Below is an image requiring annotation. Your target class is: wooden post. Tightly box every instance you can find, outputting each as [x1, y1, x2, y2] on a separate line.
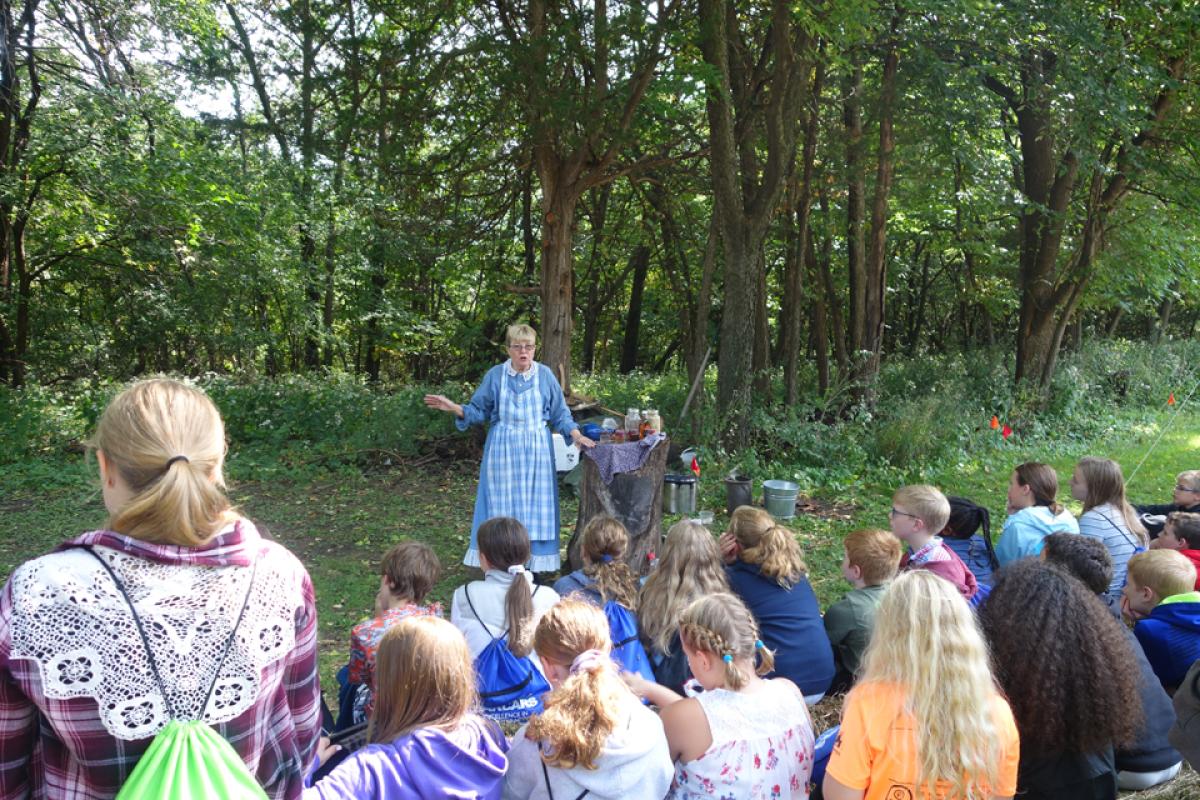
[568, 439, 670, 576]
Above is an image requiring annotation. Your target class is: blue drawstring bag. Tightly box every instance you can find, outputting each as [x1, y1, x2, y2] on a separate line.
[465, 585, 550, 724]
[809, 725, 839, 793]
[604, 600, 655, 683]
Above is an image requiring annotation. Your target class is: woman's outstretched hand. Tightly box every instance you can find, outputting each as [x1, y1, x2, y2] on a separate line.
[424, 394, 462, 417]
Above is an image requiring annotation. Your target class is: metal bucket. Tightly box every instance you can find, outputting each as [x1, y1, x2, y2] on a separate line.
[724, 474, 752, 515]
[763, 479, 799, 519]
[663, 474, 698, 514]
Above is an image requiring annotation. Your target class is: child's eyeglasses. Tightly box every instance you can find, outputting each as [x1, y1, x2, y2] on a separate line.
[1177, 484, 1200, 493]
[889, 507, 920, 520]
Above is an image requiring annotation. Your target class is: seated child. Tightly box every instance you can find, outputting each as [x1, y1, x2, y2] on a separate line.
[1125, 549, 1200, 692]
[553, 514, 639, 608]
[1043, 533, 1183, 791]
[940, 496, 998, 587]
[891, 484, 977, 600]
[502, 599, 673, 800]
[346, 541, 443, 719]
[719, 505, 835, 702]
[452, 517, 560, 670]
[996, 461, 1079, 565]
[823, 528, 901, 693]
[1149, 512, 1200, 587]
[1137, 470, 1200, 538]
[1071, 456, 1149, 603]
[824, 571, 1019, 800]
[306, 617, 509, 799]
[625, 592, 816, 800]
[638, 520, 730, 694]
[979, 560, 1143, 799]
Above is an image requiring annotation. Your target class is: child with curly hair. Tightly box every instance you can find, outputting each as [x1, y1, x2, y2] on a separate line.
[553, 515, 639, 609]
[980, 559, 1144, 799]
[627, 592, 815, 799]
[502, 599, 673, 800]
[823, 571, 1019, 800]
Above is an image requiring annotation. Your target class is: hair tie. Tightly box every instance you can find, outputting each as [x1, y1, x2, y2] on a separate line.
[506, 564, 526, 576]
[165, 455, 189, 468]
[600, 554, 614, 563]
[722, 653, 733, 664]
[570, 649, 607, 674]
[754, 640, 764, 649]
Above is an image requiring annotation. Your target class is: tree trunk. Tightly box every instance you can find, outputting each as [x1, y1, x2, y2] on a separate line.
[858, 20, 900, 395]
[843, 63, 866, 356]
[537, 178, 579, 394]
[783, 62, 824, 405]
[619, 244, 650, 373]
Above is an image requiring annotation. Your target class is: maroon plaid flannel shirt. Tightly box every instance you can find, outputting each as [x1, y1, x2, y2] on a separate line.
[0, 521, 321, 799]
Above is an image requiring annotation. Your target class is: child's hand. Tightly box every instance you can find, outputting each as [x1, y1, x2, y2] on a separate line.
[314, 736, 341, 769]
[1120, 593, 1144, 623]
[718, 531, 740, 564]
[621, 671, 653, 699]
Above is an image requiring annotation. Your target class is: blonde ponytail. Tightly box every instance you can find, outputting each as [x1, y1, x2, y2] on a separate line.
[92, 379, 235, 546]
[580, 514, 639, 609]
[729, 506, 806, 586]
[529, 600, 624, 769]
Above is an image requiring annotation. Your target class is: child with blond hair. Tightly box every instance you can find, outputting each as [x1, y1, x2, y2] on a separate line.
[719, 505, 834, 701]
[626, 592, 815, 799]
[1124, 549, 1200, 691]
[824, 528, 901, 692]
[502, 600, 673, 800]
[823, 571, 1020, 800]
[889, 485, 977, 599]
[638, 520, 730, 693]
[1137, 469, 1200, 537]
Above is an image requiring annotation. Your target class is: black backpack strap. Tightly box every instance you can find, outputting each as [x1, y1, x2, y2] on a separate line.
[539, 746, 589, 800]
[84, 546, 258, 722]
[464, 583, 500, 641]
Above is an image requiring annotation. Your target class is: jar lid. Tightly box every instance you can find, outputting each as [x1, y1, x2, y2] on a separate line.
[664, 473, 697, 485]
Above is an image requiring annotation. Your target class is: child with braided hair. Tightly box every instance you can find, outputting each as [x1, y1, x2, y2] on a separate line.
[502, 599, 673, 800]
[625, 592, 815, 799]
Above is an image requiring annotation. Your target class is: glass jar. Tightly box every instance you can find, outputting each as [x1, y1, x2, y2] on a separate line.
[625, 408, 641, 441]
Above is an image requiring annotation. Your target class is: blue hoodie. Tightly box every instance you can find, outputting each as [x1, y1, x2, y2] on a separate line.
[996, 505, 1079, 565]
[1135, 592, 1200, 690]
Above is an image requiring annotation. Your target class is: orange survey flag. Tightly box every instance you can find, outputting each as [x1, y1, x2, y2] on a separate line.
[1169, 393, 1176, 406]
[990, 415, 1000, 429]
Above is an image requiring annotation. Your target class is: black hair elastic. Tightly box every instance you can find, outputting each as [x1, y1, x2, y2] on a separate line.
[165, 455, 190, 468]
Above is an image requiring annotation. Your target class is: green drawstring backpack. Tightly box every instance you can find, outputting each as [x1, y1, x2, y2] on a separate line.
[87, 548, 269, 800]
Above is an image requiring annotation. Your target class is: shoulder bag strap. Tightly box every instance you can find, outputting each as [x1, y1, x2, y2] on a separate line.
[539, 743, 589, 800]
[85, 546, 258, 722]
[463, 583, 501, 641]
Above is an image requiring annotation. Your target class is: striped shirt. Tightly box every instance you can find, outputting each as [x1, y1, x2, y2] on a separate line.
[0, 520, 321, 799]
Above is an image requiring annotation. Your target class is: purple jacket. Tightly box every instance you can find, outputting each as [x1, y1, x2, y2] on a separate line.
[305, 715, 508, 799]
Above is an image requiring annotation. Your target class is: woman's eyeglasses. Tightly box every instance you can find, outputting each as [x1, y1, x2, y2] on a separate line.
[508, 344, 535, 352]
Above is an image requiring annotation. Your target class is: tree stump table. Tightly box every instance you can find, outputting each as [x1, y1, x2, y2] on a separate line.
[567, 438, 669, 576]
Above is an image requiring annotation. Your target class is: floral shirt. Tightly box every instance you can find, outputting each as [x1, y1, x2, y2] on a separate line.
[348, 603, 443, 691]
[670, 680, 814, 799]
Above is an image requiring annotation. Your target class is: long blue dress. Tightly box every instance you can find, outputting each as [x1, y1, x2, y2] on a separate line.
[457, 360, 578, 572]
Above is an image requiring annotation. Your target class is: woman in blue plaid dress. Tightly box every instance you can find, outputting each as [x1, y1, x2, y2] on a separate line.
[425, 324, 595, 573]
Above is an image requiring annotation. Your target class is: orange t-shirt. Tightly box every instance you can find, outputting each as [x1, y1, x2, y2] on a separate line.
[825, 681, 1020, 800]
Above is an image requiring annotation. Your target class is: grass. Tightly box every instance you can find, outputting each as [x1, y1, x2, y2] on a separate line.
[1, 402, 1196, 795]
